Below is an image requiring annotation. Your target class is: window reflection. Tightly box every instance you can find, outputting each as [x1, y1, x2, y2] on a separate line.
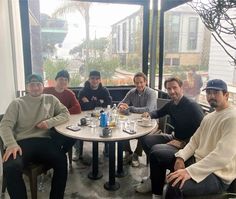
[28, 0, 143, 87]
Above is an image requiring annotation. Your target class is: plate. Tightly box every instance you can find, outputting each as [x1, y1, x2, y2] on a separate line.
[137, 122, 153, 127]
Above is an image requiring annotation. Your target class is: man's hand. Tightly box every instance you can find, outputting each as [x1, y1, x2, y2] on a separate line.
[142, 112, 150, 118]
[81, 97, 89, 103]
[36, 121, 48, 129]
[174, 157, 185, 171]
[167, 139, 185, 149]
[166, 169, 191, 189]
[118, 103, 129, 112]
[91, 96, 97, 101]
[3, 146, 22, 162]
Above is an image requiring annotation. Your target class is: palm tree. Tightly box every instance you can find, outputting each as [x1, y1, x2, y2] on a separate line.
[52, 1, 92, 61]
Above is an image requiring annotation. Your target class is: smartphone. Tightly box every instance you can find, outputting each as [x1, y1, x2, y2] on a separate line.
[123, 129, 136, 134]
[66, 125, 81, 132]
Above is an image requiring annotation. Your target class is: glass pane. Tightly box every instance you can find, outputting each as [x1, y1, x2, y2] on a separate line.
[160, 3, 236, 107]
[162, 4, 209, 104]
[28, 0, 143, 87]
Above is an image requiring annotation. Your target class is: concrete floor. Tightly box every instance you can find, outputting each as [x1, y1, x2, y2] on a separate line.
[1, 140, 152, 199]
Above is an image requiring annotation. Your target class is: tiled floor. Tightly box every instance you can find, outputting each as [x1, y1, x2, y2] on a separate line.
[1, 140, 152, 199]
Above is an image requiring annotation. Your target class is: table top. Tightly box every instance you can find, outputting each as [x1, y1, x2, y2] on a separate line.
[55, 111, 157, 142]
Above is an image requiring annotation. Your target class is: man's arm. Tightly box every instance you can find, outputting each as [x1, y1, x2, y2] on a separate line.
[78, 89, 95, 110]
[186, 117, 236, 183]
[118, 90, 132, 107]
[129, 89, 157, 113]
[68, 91, 81, 114]
[44, 97, 70, 128]
[0, 101, 19, 149]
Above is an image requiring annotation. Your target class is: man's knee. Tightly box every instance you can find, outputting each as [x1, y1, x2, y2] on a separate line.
[3, 156, 24, 173]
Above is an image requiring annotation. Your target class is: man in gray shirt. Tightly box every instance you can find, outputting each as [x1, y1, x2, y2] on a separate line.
[118, 72, 157, 167]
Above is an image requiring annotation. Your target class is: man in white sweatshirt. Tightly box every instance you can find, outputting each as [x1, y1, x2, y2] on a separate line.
[0, 74, 71, 199]
[150, 79, 236, 199]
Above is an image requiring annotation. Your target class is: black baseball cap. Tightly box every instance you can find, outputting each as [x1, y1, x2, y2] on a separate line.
[89, 70, 101, 78]
[202, 79, 227, 92]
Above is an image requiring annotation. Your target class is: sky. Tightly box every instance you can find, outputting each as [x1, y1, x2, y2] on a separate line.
[40, 0, 140, 58]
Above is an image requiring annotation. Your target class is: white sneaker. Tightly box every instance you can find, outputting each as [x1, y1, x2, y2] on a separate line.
[135, 177, 151, 193]
[152, 194, 162, 199]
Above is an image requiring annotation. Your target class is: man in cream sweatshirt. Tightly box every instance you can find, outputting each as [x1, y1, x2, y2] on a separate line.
[150, 79, 236, 199]
[0, 74, 71, 199]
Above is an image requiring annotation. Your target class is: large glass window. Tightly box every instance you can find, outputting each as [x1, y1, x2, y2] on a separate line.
[28, 0, 143, 87]
[188, 17, 198, 50]
[162, 4, 210, 104]
[161, 3, 236, 107]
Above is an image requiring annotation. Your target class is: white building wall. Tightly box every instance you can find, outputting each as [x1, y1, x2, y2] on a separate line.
[208, 9, 236, 85]
[0, 0, 24, 114]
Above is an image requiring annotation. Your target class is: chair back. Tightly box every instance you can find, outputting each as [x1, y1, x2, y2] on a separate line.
[156, 98, 173, 134]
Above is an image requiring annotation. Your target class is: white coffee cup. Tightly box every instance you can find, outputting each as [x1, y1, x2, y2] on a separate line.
[142, 118, 151, 126]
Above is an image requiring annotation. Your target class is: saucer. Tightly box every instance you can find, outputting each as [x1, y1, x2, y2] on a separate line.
[137, 121, 153, 127]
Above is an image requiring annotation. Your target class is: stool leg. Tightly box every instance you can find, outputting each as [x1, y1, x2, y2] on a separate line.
[2, 174, 7, 193]
[68, 148, 72, 168]
[29, 173, 38, 199]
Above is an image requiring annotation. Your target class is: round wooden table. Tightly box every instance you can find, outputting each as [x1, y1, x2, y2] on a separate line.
[55, 111, 157, 191]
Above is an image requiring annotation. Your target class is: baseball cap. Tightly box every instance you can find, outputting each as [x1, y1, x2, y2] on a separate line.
[55, 70, 70, 81]
[89, 70, 101, 78]
[202, 79, 227, 92]
[26, 74, 43, 84]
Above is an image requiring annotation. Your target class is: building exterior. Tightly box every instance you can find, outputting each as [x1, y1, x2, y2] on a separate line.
[164, 5, 211, 68]
[111, 9, 143, 68]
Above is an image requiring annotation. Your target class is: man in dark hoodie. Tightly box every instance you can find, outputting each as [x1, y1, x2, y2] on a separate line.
[73, 70, 112, 161]
[79, 70, 112, 110]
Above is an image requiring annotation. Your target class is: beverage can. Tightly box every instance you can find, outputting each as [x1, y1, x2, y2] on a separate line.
[100, 112, 107, 127]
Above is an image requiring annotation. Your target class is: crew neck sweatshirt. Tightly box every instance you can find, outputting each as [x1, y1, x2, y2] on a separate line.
[176, 106, 236, 184]
[44, 87, 81, 114]
[0, 94, 69, 149]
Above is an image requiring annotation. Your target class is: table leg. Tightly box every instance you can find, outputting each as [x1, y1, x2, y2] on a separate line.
[104, 141, 120, 191]
[116, 141, 127, 177]
[88, 141, 103, 180]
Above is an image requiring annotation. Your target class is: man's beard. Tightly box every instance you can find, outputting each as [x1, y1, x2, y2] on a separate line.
[209, 100, 218, 108]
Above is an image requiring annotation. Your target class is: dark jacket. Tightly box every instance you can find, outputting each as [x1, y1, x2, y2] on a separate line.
[78, 81, 112, 111]
[150, 96, 204, 141]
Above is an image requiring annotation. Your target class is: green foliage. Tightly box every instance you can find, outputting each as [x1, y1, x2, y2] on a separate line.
[163, 64, 208, 80]
[69, 37, 108, 56]
[69, 72, 81, 87]
[122, 54, 141, 72]
[86, 57, 120, 78]
[43, 59, 70, 80]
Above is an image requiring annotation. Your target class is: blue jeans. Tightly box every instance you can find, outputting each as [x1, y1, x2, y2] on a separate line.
[165, 173, 229, 199]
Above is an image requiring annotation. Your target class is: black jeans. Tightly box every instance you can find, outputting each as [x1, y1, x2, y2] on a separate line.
[3, 137, 68, 199]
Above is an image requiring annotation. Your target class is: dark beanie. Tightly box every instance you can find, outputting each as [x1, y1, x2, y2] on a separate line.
[55, 70, 70, 81]
[89, 70, 101, 77]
